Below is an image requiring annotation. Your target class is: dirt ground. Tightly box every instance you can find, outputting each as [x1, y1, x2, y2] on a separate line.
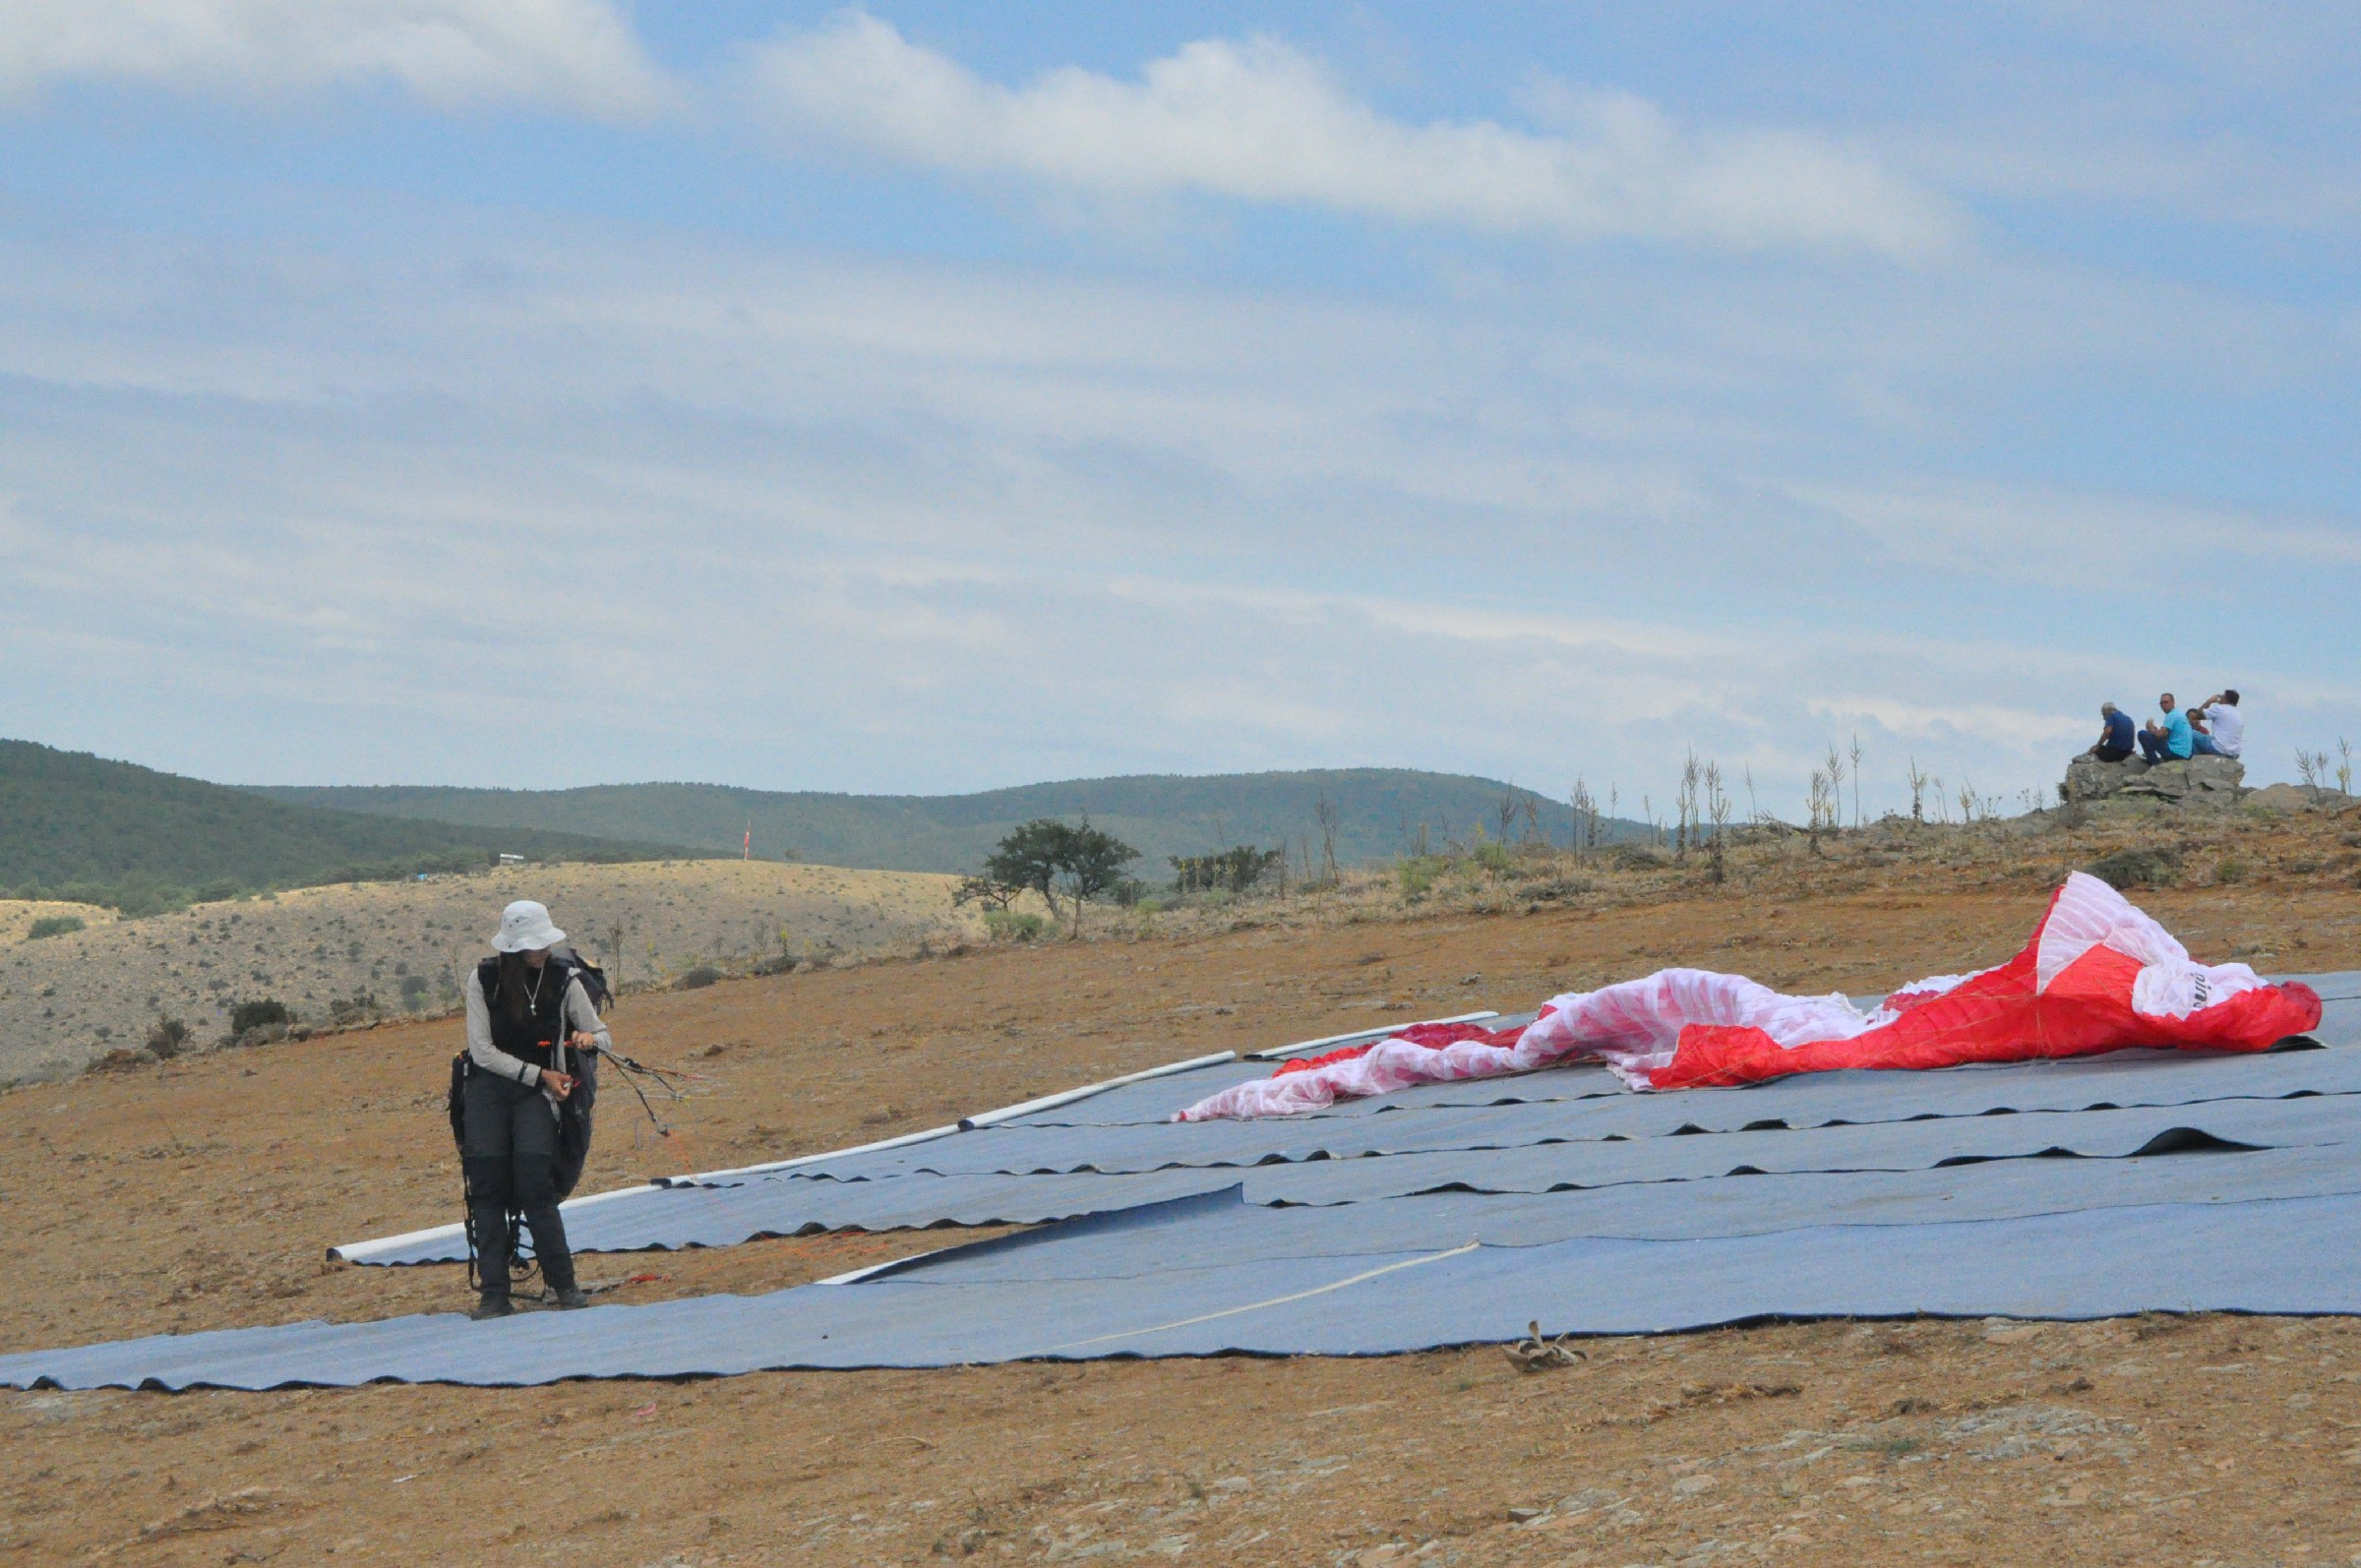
[7, 872, 2361, 1565]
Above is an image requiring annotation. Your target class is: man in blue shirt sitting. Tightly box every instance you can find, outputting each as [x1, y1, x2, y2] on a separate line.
[2139, 693, 2195, 763]
[2088, 702, 2136, 763]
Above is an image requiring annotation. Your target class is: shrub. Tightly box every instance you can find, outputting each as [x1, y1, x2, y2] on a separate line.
[26, 915, 85, 939]
[398, 973, 431, 1009]
[2086, 847, 2180, 890]
[229, 997, 292, 1036]
[1473, 841, 1512, 875]
[676, 965, 723, 990]
[147, 1016, 190, 1058]
[983, 910, 1048, 942]
[329, 993, 381, 1025]
[1396, 856, 1445, 900]
[1170, 846, 1285, 895]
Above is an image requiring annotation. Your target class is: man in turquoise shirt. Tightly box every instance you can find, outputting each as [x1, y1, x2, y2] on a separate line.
[2138, 693, 2194, 762]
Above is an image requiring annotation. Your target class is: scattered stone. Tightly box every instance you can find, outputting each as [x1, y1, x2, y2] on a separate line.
[2084, 847, 2181, 890]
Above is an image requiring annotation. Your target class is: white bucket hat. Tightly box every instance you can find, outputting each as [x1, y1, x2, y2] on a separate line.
[491, 899, 567, 953]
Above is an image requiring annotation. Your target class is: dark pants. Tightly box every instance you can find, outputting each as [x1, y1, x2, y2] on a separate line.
[2090, 744, 2133, 763]
[2138, 731, 2184, 763]
[461, 1068, 576, 1297]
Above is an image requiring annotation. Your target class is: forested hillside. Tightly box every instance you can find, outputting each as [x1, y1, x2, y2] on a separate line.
[1, 741, 691, 911]
[254, 769, 1641, 876]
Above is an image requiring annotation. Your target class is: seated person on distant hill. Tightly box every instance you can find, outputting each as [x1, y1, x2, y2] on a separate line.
[2139, 693, 2195, 763]
[2189, 690, 2244, 758]
[2087, 702, 2136, 763]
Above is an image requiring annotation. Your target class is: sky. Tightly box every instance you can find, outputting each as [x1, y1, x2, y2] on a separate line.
[0, 2, 2355, 819]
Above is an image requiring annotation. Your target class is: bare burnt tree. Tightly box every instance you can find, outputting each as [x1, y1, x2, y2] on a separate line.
[1314, 791, 1341, 884]
[1706, 760, 1731, 884]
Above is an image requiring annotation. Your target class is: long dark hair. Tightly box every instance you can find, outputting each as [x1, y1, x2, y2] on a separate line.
[494, 950, 552, 1025]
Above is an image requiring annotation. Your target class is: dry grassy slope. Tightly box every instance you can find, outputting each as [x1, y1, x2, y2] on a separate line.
[0, 898, 115, 943]
[4, 876, 2361, 1565]
[0, 860, 981, 1085]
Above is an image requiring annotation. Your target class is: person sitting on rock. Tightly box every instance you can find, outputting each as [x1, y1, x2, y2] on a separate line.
[2139, 693, 2195, 763]
[2189, 690, 2243, 758]
[2088, 702, 2137, 763]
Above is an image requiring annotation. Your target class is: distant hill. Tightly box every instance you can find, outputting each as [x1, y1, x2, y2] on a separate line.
[0, 741, 694, 912]
[251, 769, 1645, 877]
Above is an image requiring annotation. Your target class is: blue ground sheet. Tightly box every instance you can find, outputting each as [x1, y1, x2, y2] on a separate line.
[4, 973, 2356, 1389]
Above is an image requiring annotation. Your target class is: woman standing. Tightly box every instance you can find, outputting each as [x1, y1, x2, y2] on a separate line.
[461, 899, 609, 1318]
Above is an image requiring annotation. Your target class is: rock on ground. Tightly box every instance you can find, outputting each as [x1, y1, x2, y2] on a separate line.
[2063, 753, 2243, 805]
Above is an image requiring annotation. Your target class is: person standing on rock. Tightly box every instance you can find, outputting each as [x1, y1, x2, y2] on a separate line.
[2088, 702, 2137, 762]
[2190, 691, 2244, 758]
[460, 899, 608, 1319]
[2139, 694, 2195, 763]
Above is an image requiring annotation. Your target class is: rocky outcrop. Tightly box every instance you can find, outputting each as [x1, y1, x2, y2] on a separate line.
[2063, 753, 2244, 806]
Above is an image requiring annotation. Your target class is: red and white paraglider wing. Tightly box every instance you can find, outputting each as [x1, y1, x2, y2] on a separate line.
[1171, 873, 2323, 1118]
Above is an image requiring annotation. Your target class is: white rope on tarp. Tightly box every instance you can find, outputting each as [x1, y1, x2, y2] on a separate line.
[330, 1013, 1544, 1260]
[328, 1047, 1250, 1258]
[325, 1179, 657, 1264]
[1044, 1238, 1483, 1351]
[666, 1049, 1249, 1185]
[1242, 1009, 1500, 1059]
[652, 1120, 968, 1188]
[957, 1051, 1238, 1129]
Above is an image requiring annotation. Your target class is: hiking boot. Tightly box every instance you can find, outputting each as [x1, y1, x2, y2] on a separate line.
[469, 1294, 515, 1321]
[550, 1286, 590, 1310]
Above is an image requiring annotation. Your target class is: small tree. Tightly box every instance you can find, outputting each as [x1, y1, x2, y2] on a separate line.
[147, 1016, 190, 1058]
[229, 997, 291, 1038]
[1705, 761, 1731, 884]
[1568, 778, 1598, 856]
[1805, 769, 1835, 857]
[952, 872, 1022, 913]
[980, 818, 1139, 936]
[1675, 753, 1701, 859]
[981, 818, 1076, 921]
[1054, 819, 1139, 937]
[2297, 748, 2329, 804]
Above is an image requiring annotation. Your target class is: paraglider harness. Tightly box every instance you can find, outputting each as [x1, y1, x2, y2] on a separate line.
[444, 951, 693, 1294]
[446, 950, 610, 1295]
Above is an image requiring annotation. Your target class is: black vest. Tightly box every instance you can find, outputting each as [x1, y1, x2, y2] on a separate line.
[478, 955, 577, 1073]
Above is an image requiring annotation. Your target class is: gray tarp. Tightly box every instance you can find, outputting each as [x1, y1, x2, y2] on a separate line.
[8, 975, 2358, 1388]
[351, 979, 2360, 1265]
[10, 1183, 2361, 1390]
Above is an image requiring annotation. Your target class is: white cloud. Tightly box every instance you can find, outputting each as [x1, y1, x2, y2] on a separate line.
[1, 198, 2354, 806]
[744, 14, 1962, 260]
[0, 0, 668, 116]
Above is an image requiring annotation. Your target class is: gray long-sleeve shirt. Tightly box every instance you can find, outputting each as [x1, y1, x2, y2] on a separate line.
[463, 963, 611, 1086]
